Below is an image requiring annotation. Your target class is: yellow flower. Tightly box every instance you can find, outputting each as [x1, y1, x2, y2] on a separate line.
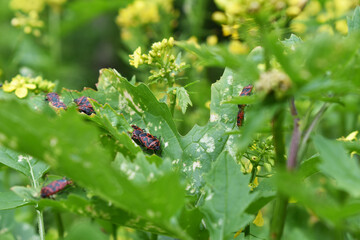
[335, 19, 348, 35]
[253, 210, 264, 227]
[229, 40, 249, 55]
[129, 47, 142, 68]
[337, 131, 358, 141]
[206, 35, 218, 46]
[3, 75, 36, 98]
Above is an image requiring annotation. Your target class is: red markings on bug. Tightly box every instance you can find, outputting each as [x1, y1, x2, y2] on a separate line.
[74, 96, 97, 115]
[130, 125, 161, 152]
[45, 92, 67, 109]
[237, 85, 253, 127]
[40, 178, 73, 198]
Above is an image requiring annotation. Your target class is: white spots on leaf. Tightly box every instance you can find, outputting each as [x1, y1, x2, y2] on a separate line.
[164, 142, 168, 148]
[192, 160, 202, 171]
[18, 155, 32, 162]
[147, 172, 155, 181]
[172, 159, 179, 165]
[210, 113, 219, 122]
[200, 134, 215, 153]
[124, 91, 143, 113]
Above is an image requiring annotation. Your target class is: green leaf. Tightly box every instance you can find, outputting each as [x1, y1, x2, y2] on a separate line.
[347, 6, 360, 34]
[11, 186, 38, 202]
[176, 87, 192, 114]
[221, 95, 260, 105]
[281, 34, 302, 50]
[0, 146, 49, 181]
[200, 151, 256, 240]
[0, 192, 30, 210]
[313, 135, 360, 197]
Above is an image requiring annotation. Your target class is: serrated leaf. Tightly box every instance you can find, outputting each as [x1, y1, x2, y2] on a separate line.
[176, 87, 192, 114]
[281, 34, 302, 50]
[200, 151, 256, 240]
[0, 146, 49, 181]
[0, 192, 30, 210]
[313, 135, 360, 197]
[98, 69, 183, 160]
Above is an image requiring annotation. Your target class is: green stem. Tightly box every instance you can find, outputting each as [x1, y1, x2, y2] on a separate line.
[270, 109, 288, 240]
[36, 208, 46, 240]
[26, 156, 45, 240]
[167, 77, 176, 117]
[49, 8, 61, 63]
[55, 211, 64, 239]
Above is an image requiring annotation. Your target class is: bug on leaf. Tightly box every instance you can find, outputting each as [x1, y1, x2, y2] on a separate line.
[138, 132, 161, 151]
[40, 178, 73, 198]
[45, 92, 67, 109]
[131, 125, 144, 142]
[238, 84, 253, 109]
[237, 109, 244, 127]
[74, 96, 97, 115]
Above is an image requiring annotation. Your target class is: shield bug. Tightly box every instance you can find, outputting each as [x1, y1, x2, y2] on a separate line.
[131, 125, 144, 142]
[74, 96, 97, 115]
[237, 109, 244, 127]
[138, 132, 161, 151]
[238, 84, 253, 109]
[40, 178, 73, 198]
[45, 92, 67, 109]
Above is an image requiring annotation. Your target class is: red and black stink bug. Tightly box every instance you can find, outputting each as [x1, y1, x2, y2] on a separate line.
[74, 96, 97, 115]
[138, 132, 161, 151]
[237, 109, 244, 127]
[238, 84, 253, 109]
[45, 92, 60, 102]
[131, 125, 144, 142]
[50, 101, 67, 109]
[40, 178, 73, 198]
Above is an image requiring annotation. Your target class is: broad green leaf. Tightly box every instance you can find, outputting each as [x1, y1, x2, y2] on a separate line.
[200, 151, 256, 240]
[0, 146, 49, 181]
[347, 6, 360, 34]
[176, 87, 192, 114]
[298, 154, 320, 179]
[98, 69, 183, 160]
[222, 95, 260, 105]
[0, 192, 30, 210]
[313, 135, 360, 197]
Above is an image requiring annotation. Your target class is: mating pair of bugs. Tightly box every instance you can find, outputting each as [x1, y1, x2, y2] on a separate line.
[237, 84, 253, 127]
[45, 92, 96, 115]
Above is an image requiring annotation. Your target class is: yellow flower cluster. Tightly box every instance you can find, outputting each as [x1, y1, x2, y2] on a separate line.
[116, 0, 174, 28]
[129, 37, 186, 83]
[9, 0, 67, 36]
[291, 0, 358, 35]
[2, 74, 55, 98]
[213, 0, 308, 38]
[11, 11, 44, 36]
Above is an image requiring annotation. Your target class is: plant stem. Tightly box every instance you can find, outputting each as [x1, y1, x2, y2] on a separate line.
[270, 108, 288, 240]
[49, 8, 61, 63]
[26, 156, 45, 240]
[298, 103, 328, 161]
[55, 211, 64, 239]
[36, 208, 46, 240]
[287, 98, 300, 170]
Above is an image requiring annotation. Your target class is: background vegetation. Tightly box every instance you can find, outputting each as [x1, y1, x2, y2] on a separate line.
[0, 0, 360, 239]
